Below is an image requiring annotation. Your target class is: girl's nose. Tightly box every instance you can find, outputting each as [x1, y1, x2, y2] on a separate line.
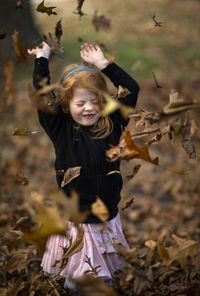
[84, 102, 93, 111]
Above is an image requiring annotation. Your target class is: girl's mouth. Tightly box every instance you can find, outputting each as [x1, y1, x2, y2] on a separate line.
[83, 114, 96, 119]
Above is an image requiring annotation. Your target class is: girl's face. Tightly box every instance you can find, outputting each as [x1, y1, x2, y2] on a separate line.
[69, 88, 100, 126]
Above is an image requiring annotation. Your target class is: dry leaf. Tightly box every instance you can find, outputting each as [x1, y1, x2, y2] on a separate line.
[11, 29, 29, 63]
[91, 197, 109, 222]
[4, 61, 14, 105]
[21, 192, 67, 253]
[12, 127, 37, 136]
[43, 32, 64, 53]
[55, 18, 62, 42]
[181, 117, 196, 159]
[84, 255, 102, 276]
[6, 253, 28, 274]
[15, 171, 29, 185]
[61, 166, 81, 187]
[101, 91, 134, 118]
[74, 0, 86, 16]
[126, 164, 141, 181]
[162, 235, 199, 269]
[36, 0, 57, 16]
[92, 10, 111, 32]
[117, 85, 131, 98]
[106, 170, 120, 176]
[53, 226, 84, 272]
[121, 197, 134, 211]
[106, 130, 159, 166]
[163, 90, 199, 114]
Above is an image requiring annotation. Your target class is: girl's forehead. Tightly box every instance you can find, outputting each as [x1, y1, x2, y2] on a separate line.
[72, 88, 97, 100]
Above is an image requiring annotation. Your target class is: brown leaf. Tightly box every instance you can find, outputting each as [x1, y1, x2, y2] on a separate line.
[74, 0, 86, 17]
[43, 32, 64, 53]
[36, 0, 57, 16]
[121, 197, 134, 211]
[163, 235, 199, 269]
[54, 226, 84, 272]
[92, 10, 111, 32]
[61, 166, 81, 187]
[75, 275, 120, 296]
[163, 89, 199, 114]
[12, 127, 38, 136]
[126, 164, 141, 181]
[84, 255, 102, 276]
[16, 171, 29, 185]
[106, 130, 159, 166]
[181, 117, 196, 159]
[6, 253, 28, 273]
[58, 190, 89, 224]
[4, 61, 14, 105]
[56, 169, 65, 175]
[11, 29, 29, 63]
[21, 192, 67, 253]
[106, 170, 120, 176]
[117, 85, 131, 98]
[146, 133, 162, 146]
[91, 197, 109, 222]
[55, 18, 62, 42]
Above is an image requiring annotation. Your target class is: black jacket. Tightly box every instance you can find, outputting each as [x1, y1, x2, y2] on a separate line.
[33, 57, 140, 223]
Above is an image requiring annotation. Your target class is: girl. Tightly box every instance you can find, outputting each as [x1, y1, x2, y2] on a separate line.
[28, 42, 139, 290]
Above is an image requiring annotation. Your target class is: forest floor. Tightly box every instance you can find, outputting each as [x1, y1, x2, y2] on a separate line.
[0, 0, 200, 295]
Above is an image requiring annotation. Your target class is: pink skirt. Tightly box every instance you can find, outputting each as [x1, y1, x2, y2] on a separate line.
[41, 213, 129, 279]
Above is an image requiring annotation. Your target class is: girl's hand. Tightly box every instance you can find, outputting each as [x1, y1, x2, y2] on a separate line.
[80, 43, 109, 70]
[27, 41, 51, 59]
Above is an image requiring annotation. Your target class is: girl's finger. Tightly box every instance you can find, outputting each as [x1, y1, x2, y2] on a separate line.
[89, 44, 95, 51]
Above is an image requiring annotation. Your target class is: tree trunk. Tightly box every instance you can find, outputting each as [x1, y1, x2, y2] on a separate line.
[0, 0, 41, 63]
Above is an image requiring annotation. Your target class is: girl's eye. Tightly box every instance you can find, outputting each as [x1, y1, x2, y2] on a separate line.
[92, 100, 98, 105]
[76, 103, 84, 107]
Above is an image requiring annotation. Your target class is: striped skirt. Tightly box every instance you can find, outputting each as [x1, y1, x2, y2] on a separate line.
[41, 213, 129, 280]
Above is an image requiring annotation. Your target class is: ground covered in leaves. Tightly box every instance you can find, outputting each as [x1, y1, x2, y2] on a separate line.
[1, 0, 200, 295]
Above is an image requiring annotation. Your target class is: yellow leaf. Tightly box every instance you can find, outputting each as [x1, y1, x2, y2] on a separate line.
[106, 170, 120, 176]
[91, 197, 109, 222]
[21, 192, 66, 253]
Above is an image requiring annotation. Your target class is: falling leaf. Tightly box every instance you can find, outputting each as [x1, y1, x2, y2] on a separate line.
[92, 10, 111, 32]
[101, 91, 134, 118]
[15, 171, 29, 185]
[152, 71, 162, 88]
[58, 190, 89, 224]
[106, 130, 159, 166]
[117, 85, 131, 98]
[126, 164, 141, 181]
[16, 0, 26, 9]
[36, 0, 57, 16]
[150, 14, 164, 28]
[146, 133, 162, 146]
[53, 226, 84, 272]
[55, 18, 62, 42]
[56, 169, 65, 175]
[11, 29, 29, 63]
[21, 192, 67, 253]
[43, 32, 64, 53]
[121, 197, 134, 211]
[12, 127, 37, 136]
[61, 166, 81, 187]
[163, 90, 199, 114]
[74, 0, 86, 17]
[4, 61, 14, 105]
[106, 170, 120, 176]
[181, 116, 196, 159]
[91, 197, 109, 222]
[162, 235, 199, 269]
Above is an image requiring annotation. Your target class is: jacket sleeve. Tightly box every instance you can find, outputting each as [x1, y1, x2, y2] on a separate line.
[101, 62, 140, 128]
[33, 57, 66, 144]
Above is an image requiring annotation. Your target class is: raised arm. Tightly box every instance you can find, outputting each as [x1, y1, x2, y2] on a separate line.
[28, 42, 65, 143]
[80, 43, 140, 108]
